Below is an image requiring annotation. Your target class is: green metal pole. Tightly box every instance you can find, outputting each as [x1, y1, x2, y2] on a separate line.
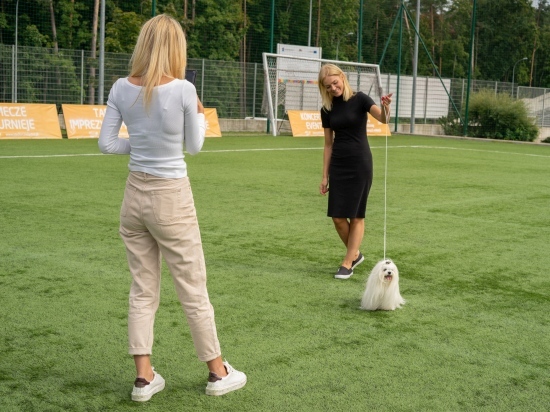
[357, 0, 363, 62]
[394, 4, 403, 133]
[463, 0, 477, 136]
[270, 0, 275, 53]
[152, 0, 156, 17]
[378, 8, 401, 67]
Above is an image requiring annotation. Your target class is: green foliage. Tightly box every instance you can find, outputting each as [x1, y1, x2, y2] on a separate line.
[467, 89, 539, 141]
[439, 90, 539, 141]
[105, 9, 145, 53]
[57, 0, 90, 49]
[188, 0, 244, 60]
[438, 114, 463, 136]
[319, 0, 358, 61]
[0, 12, 8, 30]
[5, 0, 550, 89]
[199, 60, 243, 117]
[477, 0, 537, 83]
[44, 51, 83, 104]
[20, 25, 49, 47]
[13, 46, 82, 104]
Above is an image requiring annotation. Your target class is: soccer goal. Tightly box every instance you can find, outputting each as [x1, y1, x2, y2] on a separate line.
[262, 52, 384, 136]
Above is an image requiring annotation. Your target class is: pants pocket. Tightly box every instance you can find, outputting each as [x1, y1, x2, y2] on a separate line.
[120, 185, 137, 218]
[151, 187, 195, 224]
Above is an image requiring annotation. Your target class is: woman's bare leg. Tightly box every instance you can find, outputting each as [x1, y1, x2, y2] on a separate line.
[134, 355, 154, 381]
[332, 217, 362, 268]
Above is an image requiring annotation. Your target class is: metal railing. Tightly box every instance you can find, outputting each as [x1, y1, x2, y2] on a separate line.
[2, 44, 549, 128]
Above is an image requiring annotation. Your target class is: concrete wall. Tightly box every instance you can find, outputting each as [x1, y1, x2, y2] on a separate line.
[219, 118, 446, 137]
[59, 115, 549, 143]
[219, 118, 549, 143]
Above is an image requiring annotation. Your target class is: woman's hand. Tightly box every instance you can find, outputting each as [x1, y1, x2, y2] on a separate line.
[381, 93, 393, 109]
[197, 97, 204, 114]
[320, 178, 329, 195]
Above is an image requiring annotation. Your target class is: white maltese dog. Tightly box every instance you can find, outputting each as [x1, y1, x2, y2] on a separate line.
[360, 259, 405, 311]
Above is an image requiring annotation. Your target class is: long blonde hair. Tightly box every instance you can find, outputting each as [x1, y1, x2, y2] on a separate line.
[129, 14, 187, 108]
[318, 64, 354, 111]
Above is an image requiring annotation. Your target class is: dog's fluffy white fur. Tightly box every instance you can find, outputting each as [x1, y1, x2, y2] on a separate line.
[360, 259, 405, 311]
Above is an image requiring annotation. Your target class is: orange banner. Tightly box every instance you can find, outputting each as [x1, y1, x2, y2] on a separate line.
[367, 113, 392, 136]
[287, 110, 324, 136]
[0, 104, 61, 139]
[62, 104, 129, 139]
[204, 108, 222, 137]
[287, 110, 391, 137]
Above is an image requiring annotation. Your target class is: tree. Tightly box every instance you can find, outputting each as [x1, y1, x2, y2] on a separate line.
[187, 0, 244, 60]
[476, 0, 537, 82]
[531, 0, 550, 87]
[318, 0, 358, 61]
[105, 8, 144, 53]
[57, 0, 89, 50]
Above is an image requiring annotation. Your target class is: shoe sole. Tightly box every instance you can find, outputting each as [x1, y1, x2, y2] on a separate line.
[131, 381, 165, 402]
[351, 254, 365, 270]
[205, 377, 247, 396]
[334, 273, 353, 279]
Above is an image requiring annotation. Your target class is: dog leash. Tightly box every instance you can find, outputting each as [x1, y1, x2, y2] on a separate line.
[383, 99, 391, 261]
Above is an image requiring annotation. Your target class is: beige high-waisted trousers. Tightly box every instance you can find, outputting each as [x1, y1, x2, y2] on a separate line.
[119, 171, 221, 361]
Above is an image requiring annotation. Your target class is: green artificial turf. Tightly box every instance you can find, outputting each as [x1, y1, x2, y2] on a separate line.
[1, 135, 549, 411]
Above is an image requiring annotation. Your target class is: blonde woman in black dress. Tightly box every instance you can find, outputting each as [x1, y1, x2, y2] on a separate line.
[318, 64, 392, 279]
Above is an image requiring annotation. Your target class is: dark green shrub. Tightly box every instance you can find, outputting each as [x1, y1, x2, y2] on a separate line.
[438, 114, 463, 136]
[469, 90, 538, 141]
[439, 90, 539, 141]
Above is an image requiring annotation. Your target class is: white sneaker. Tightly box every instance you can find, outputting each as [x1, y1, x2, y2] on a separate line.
[205, 361, 247, 396]
[131, 368, 165, 402]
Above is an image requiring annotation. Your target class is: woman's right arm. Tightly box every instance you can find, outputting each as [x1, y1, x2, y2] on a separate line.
[320, 127, 333, 195]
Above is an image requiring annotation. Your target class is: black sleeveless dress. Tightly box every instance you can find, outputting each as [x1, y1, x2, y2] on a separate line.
[320, 92, 375, 218]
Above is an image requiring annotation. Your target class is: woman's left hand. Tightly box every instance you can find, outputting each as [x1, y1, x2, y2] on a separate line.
[381, 93, 393, 108]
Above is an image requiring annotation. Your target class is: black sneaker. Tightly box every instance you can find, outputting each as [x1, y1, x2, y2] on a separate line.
[351, 252, 364, 270]
[334, 266, 353, 279]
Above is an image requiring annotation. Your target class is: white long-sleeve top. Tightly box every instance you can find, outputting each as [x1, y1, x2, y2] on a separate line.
[98, 78, 206, 178]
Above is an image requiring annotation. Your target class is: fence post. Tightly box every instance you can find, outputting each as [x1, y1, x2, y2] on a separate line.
[98, 0, 105, 104]
[11, 45, 15, 102]
[201, 59, 205, 102]
[542, 89, 547, 127]
[252, 63, 257, 118]
[461, 79, 465, 109]
[81, 50, 84, 104]
[423, 76, 428, 122]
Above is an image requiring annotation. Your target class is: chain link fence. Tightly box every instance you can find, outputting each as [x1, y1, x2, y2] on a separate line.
[2, 43, 549, 129]
[0, 44, 266, 120]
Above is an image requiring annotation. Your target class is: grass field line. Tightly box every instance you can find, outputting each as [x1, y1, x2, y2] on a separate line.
[0, 153, 104, 159]
[1, 144, 549, 159]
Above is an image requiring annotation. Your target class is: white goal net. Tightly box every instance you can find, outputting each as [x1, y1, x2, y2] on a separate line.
[262, 52, 384, 136]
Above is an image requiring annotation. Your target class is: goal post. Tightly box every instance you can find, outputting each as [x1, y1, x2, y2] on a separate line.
[262, 53, 384, 136]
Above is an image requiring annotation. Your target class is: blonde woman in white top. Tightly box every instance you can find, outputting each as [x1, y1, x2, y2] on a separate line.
[99, 14, 246, 401]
